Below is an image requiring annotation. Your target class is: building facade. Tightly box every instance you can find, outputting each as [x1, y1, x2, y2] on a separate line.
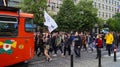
[93, 0, 120, 20]
[47, 0, 62, 15]
[6, 0, 120, 20]
[47, 0, 80, 15]
[7, 0, 22, 7]
[47, 0, 120, 20]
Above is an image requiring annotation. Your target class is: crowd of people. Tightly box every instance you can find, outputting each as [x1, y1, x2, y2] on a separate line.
[34, 31, 120, 62]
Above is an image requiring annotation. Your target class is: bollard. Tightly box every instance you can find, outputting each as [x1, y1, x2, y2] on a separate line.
[114, 47, 117, 62]
[71, 54, 73, 67]
[71, 45, 74, 67]
[98, 48, 101, 67]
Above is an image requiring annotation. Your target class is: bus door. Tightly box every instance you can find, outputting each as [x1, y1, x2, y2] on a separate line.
[16, 16, 35, 62]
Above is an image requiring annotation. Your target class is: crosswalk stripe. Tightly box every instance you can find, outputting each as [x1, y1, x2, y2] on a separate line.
[103, 52, 120, 58]
[117, 57, 120, 60]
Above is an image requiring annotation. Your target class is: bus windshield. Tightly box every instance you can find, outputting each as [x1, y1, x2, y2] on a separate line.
[0, 16, 18, 37]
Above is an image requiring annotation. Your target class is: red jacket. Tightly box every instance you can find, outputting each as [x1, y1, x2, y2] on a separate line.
[96, 38, 102, 48]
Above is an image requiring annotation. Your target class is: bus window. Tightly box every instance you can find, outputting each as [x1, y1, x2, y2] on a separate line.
[0, 16, 18, 37]
[25, 18, 34, 32]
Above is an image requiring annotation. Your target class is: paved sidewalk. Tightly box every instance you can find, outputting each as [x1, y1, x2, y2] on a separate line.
[28, 49, 120, 67]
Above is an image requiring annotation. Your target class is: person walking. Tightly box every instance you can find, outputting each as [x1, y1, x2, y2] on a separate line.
[87, 34, 93, 52]
[95, 34, 103, 59]
[44, 33, 52, 62]
[104, 31, 114, 56]
[73, 32, 82, 57]
[55, 33, 64, 56]
[37, 35, 44, 56]
[64, 33, 72, 56]
[34, 32, 40, 55]
[51, 33, 57, 56]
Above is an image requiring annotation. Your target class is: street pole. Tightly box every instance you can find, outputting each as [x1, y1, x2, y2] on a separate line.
[71, 44, 74, 67]
[71, 54, 73, 67]
[98, 48, 101, 67]
[114, 46, 117, 62]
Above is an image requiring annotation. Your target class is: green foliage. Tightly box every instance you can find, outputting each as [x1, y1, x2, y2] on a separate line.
[97, 18, 104, 28]
[106, 18, 116, 31]
[75, 0, 98, 31]
[106, 13, 120, 32]
[21, 0, 47, 26]
[56, 0, 76, 31]
[113, 13, 120, 31]
[20, 0, 98, 32]
[56, 0, 98, 32]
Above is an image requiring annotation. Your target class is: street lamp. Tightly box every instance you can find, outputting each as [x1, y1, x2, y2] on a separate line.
[94, 23, 99, 34]
[103, 21, 109, 33]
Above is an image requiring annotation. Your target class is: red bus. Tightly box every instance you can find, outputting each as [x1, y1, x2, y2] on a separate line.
[0, 6, 35, 66]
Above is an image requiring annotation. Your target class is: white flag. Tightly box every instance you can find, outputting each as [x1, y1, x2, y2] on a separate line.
[44, 11, 58, 32]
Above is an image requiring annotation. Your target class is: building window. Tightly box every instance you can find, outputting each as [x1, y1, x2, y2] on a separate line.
[115, 1, 116, 6]
[106, 5, 108, 10]
[106, 0, 108, 3]
[102, 4, 104, 9]
[109, 0, 111, 4]
[112, 14, 114, 17]
[112, 0, 114, 5]
[117, 2, 119, 6]
[51, 2, 55, 11]
[112, 7, 114, 11]
[74, 0, 77, 3]
[109, 6, 111, 11]
[106, 13, 108, 18]
[98, 3, 101, 9]
[109, 13, 110, 18]
[94, 2, 97, 8]
[102, 12, 104, 17]
[98, 11, 101, 17]
[115, 8, 117, 12]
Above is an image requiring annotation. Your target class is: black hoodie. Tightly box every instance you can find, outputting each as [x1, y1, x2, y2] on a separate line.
[74, 36, 82, 47]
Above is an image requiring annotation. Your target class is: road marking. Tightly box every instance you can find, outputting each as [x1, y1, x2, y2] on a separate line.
[103, 52, 120, 57]
[117, 57, 120, 60]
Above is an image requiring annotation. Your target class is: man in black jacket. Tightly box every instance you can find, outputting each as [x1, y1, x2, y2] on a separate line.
[73, 32, 82, 57]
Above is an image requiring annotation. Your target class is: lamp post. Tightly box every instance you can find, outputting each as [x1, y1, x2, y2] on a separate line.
[94, 23, 102, 67]
[94, 23, 99, 34]
[103, 22, 109, 34]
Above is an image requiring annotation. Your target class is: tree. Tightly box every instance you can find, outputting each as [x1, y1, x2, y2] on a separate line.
[97, 18, 104, 28]
[113, 13, 120, 31]
[106, 13, 120, 32]
[56, 0, 76, 31]
[21, 0, 47, 26]
[75, 0, 98, 31]
[106, 18, 116, 31]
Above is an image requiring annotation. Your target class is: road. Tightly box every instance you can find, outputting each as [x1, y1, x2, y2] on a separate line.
[28, 47, 120, 67]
